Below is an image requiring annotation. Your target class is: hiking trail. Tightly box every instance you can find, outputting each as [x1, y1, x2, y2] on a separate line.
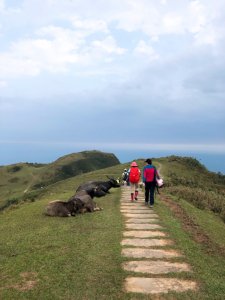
[120, 186, 197, 296]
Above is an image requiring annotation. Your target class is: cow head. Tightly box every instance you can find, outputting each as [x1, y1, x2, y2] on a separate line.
[107, 176, 121, 188]
[68, 198, 84, 214]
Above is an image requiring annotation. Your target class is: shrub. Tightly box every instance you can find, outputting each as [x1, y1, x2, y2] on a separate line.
[166, 186, 225, 222]
[7, 165, 22, 173]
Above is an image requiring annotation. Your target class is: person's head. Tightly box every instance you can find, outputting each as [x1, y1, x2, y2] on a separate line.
[124, 168, 127, 171]
[131, 161, 138, 167]
[145, 158, 152, 165]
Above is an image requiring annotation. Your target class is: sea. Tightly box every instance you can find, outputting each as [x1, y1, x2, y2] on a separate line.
[0, 145, 224, 175]
[114, 150, 225, 175]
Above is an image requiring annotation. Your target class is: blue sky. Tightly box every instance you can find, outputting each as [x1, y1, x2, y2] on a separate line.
[0, 0, 225, 169]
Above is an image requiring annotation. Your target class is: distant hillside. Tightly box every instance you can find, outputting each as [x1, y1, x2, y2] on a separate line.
[0, 150, 120, 210]
[156, 155, 225, 222]
[1, 153, 225, 222]
[31, 150, 120, 189]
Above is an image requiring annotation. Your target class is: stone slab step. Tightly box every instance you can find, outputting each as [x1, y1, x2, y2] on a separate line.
[121, 195, 142, 197]
[124, 277, 197, 294]
[123, 213, 159, 218]
[120, 206, 149, 210]
[123, 260, 192, 274]
[120, 199, 144, 206]
[120, 203, 144, 206]
[125, 218, 159, 224]
[121, 197, 145, 199]
[123, 231, 166, 238]
[121, 210, 158, 214]
[122, 248, 182, 259]
[126, 224, 162, 230]
[121, 238, 173, 247]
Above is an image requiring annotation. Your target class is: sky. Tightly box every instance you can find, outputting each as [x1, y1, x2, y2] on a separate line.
[0, 0, 225, 172]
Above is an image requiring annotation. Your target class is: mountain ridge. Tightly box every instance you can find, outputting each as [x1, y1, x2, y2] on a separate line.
[0, 150, 120, 210]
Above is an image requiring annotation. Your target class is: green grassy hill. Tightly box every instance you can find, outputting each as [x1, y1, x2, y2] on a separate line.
[0, 150, 120, 211]
[0, 155, 225, 299]
[156, 155, 225, 222]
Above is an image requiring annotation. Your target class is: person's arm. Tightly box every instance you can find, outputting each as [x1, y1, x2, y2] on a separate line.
[142, 167, 146, 182]
[155, 169, 160, 179]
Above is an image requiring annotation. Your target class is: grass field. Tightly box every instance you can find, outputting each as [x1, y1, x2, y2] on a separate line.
[0, 150, 120, 210]
[155, 196, 225, 300]
[1, 156, 225, 299]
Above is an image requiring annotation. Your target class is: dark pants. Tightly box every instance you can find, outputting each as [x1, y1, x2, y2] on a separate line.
[145, 182, 156, 205]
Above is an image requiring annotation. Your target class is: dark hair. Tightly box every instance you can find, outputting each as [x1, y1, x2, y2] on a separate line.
[145, 158, 152, 164]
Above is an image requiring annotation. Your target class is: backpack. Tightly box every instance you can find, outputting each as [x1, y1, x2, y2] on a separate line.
[122, 172, 128, 181]
[129, 167, 140, 183]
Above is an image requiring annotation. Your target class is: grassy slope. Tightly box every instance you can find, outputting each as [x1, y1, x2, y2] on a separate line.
[155, 198, 225, 300]
[0, 164, 126, 300]
[155, 157, 225, 299]
[0, 157, 225, 299]
[158, 156, 225, 221]
[0, 150, 120, 210]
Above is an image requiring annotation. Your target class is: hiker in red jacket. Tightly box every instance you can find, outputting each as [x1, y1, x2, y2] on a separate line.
[142, 158, 160, 207]
[129, 161, 141, 201]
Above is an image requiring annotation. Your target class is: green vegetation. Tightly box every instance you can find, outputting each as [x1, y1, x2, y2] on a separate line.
[0, 181, 125, 299]
[0, 153, 224, 299]
[158, 155, 225, 222]
[155, 198, 225, 300]
[0, 150, 120, 211]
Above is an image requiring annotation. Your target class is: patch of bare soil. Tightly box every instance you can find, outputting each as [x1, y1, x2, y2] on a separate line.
[159, 194, 225, 257]
[6, 272, 39, 291]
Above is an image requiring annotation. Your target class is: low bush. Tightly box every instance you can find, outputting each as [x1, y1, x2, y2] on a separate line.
[167, 185, 225, 222]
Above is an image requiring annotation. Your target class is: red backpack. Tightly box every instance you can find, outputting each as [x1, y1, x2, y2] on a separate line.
[129, 167, 140, 183]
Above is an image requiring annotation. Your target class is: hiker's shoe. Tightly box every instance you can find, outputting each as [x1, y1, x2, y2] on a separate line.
[149, 204, 154, 208]
[135, 197, 138, 201]
[135, 190, 138, 199]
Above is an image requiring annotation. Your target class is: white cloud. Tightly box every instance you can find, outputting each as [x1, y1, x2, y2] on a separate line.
[0, 0, 225, 104]
[112, 0, 225, 48]
[0, 0, 4, 11]
[134, 40, 159, 61]
[71, 17, 109, 34]
[0, 24, 127, 79]
[91, 36, 126, 55]
[0, 80, 7, 87]
[162, 13, 183, 34]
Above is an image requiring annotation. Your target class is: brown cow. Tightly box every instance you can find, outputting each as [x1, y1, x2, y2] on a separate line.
[44, 198, 84, 217]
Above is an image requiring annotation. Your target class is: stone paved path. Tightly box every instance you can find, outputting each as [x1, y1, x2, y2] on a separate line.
[121, 187, 197, 296]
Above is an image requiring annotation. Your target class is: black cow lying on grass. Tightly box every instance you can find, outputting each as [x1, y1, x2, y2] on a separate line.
[68, 186, 107, 213]
[44, 186, 106, 217]
[76, 177, 120, 194]
[44, 177, 121, 217]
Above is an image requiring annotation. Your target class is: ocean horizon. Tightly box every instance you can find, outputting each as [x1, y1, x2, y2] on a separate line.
[0, 145, 224, 175]
[115, 150, 225, 175]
